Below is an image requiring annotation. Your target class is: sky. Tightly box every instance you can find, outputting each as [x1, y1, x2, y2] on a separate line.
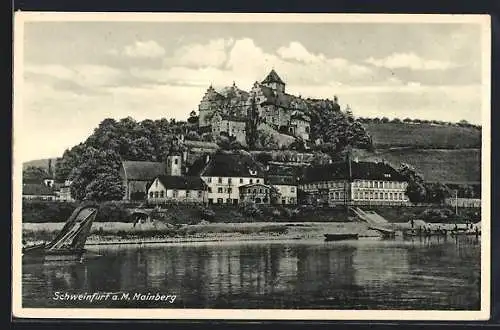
[18, 17, 487, 161]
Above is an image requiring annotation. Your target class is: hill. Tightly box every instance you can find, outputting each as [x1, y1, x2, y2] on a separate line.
[363, 122, 481, 149]
[353, 148, 481, 184]
[22, 158, 58, 171]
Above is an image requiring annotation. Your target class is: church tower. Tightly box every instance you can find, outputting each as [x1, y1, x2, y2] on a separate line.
[261, 69, 286, 94]
[166, 153, 183, 176]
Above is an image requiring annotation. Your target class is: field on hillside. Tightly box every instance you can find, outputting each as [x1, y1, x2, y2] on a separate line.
[356, 148, 481, 183]
[22, 158, 58, 170]
[364, 123, 481, 149]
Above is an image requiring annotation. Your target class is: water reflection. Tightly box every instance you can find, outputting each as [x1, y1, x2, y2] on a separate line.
[22, 237, 480, 310]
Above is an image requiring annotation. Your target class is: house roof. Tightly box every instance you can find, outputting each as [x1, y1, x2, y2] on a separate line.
[153, 175, 207, 190]
[121, 161, 166, 181]
[188, 152, 265, 178]
[302, 160, 407, 183]
[23, 183, 56, 196]
[262, 69, 285, 85]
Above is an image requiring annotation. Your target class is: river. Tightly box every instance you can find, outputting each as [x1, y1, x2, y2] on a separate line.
[22, 236, 480, 310]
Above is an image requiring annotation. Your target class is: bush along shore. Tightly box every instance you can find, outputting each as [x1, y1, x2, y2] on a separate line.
[21, 201, 481, 245]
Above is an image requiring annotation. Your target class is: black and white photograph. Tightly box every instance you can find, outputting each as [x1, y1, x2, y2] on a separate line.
[12, 12, 491, 320]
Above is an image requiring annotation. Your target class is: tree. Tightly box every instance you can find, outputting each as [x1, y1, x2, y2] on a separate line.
[397, 163, 427, 204]
[403, 118, 412, 123]
[23, 166, 49, 183]
[246, 93, 259, 149]
[84, 171, 125, 201]
[380, 117, 390, 123]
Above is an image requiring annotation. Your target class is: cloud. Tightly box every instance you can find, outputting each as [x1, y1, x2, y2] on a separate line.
[122, 40, 166, 58]
[167, 38, 233, 68]
[25, 64, 128, 89]
[277, 41, 326, 64]
[365, 52, 458, 70]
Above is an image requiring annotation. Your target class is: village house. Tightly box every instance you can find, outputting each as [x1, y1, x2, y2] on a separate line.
[120, 161, 167, 201]
[267, 176, 298, 205]
[55, 180, 75, 202]
[187, 152, 266, 205]
[299, 159, 409, 206]
[145, 152, 207, 204]
[239, 183, 278, 204]
[146, 175, 207, 204]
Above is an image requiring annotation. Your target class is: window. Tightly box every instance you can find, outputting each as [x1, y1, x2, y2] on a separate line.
[154, 191, 159, 198]
[218, 177, 223, 184]
[228, 188, 232, 194]
[240, 178, 243, 184]
[226, 198, 232, 204]
[369, 192, 373, 200]
[290, 187, 295, 193]
[160, 191, 165, 198]
[174, 158, 179, 165]
[228, 178, 232, 184]
[208, 187, 212, 193]
[207, 177, 212, 183]
[259, 188, 263, 193]
[149, 192, 154, 198]
[334, 192, 339, 200]
[250, 179, 253, 184]
[186, 190, 191, 198]
[384, 193, 388, 200]
[375, 192, 379, 199]
[256, 179, 260, 183]
[354, 192, 359, 199]
[217, 188, 223, 193]
[252, 188, 257, 194]
[173, 190, 178, 198]
[389, 192, 393, 200]
[217, 198, 223, 204]
[198, 191, 203, 198]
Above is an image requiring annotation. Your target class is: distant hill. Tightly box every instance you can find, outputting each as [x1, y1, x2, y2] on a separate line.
[22, 158, 58, 171]
[363, 122, 481, 149]
[353, 148, 481, 184]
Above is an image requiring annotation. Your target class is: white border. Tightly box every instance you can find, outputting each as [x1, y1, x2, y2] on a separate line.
[12, 12, 491, 321]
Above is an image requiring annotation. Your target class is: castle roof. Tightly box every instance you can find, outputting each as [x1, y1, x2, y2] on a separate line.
[262, 69, 285, 85]
[302, 161, 407, 183]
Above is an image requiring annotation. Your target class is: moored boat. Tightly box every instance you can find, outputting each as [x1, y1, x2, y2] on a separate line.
[22, 203, 99, 262]
[324, 233, 359, 241]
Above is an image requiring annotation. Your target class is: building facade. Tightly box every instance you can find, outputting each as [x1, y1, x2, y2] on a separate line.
[188, 152, 266, 205]
[299, 160, 409, 206]
[147, 175, 207, 204]
[267, 175, 298, 205]
[210, 112, 247, 145]
[239, 183, 278, 204]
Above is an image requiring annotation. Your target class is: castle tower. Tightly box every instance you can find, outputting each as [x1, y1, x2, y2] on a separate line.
[261, 69, 286, 94]
[166, 153, 183, 176]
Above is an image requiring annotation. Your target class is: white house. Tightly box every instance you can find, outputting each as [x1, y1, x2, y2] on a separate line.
[147, 175, 207, 204]
[187, 152, 266, 205]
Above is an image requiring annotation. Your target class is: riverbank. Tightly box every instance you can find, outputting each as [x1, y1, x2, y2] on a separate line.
[22, 220, 474, 246]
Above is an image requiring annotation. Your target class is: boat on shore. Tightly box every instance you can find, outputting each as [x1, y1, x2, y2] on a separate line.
[324, 233, 359, 241]
[23, 203, 99, 262]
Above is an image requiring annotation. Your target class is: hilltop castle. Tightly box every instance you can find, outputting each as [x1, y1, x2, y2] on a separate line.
[198, 70, 312, 144]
